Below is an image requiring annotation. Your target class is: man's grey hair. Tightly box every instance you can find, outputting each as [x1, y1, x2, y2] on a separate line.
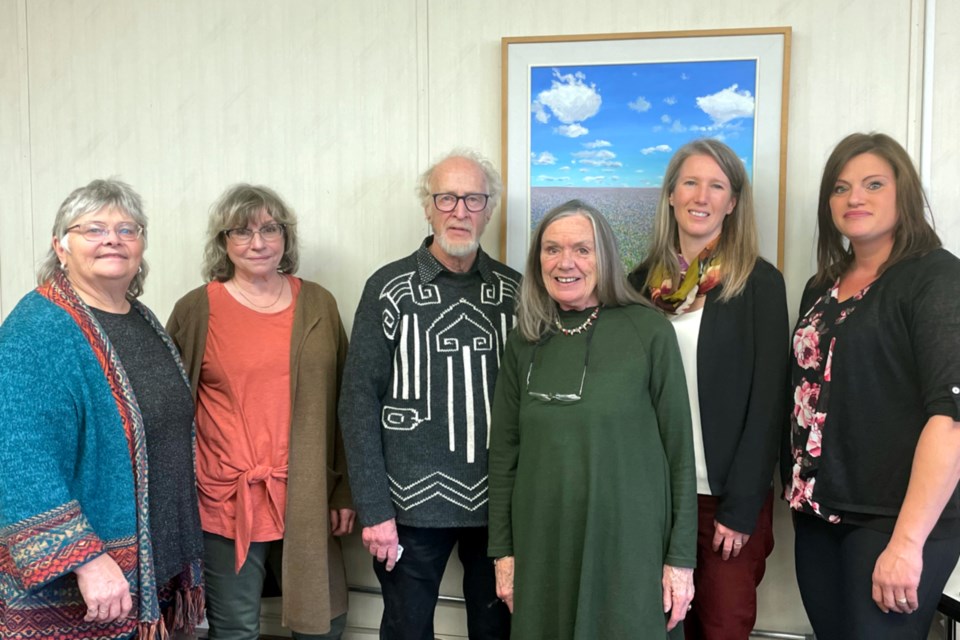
[415, 148, 503, 211]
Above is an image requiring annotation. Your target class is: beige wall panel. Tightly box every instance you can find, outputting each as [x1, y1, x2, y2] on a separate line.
[23, 0, 421, 323]
[0, 0, 32, 316]
[929, 0, 959, 254]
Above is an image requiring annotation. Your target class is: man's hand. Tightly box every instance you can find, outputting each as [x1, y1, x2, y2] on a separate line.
[362, 518, 400, 571]
[75, 553, 133, 623]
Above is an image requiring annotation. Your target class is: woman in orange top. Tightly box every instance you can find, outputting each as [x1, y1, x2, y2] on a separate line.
[167, 184, 354, 639]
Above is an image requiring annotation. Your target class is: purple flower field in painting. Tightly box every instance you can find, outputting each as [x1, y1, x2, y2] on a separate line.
[531, 186, 660, 271]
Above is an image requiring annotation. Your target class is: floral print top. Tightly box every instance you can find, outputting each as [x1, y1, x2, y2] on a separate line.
[784, 279, 872, 523]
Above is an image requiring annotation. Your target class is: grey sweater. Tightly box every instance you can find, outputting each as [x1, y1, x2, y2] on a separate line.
[339, 239, 520, 528]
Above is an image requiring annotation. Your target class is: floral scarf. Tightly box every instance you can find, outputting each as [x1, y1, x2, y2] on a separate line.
[649, 239, 722, 314]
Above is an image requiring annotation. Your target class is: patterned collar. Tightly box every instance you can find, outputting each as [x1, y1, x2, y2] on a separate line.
[415, 236, 497, 284]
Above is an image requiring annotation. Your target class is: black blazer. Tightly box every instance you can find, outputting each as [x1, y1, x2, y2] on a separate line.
[630, 259, 790, 533]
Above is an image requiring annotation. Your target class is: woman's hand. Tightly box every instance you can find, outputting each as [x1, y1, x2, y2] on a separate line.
[330, 508, 356, 536]
[494, 556, 515, 613]
[712, 520, 750, 560]
[74, 553, 133, 623]
[662, 564, 694, 631]
[872, 539, 922, 614]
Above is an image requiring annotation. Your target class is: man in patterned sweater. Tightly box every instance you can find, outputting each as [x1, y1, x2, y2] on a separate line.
[340, 149, 518, 639]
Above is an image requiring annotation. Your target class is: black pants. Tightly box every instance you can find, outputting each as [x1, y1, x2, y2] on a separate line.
[373, 524, 511, 640]
[794, 512, 960, 640]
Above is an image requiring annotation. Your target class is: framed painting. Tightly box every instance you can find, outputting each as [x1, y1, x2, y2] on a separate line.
[500, 27, 791, 272]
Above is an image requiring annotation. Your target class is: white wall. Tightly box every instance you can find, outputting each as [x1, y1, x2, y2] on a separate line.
[1, 0, 957, 636]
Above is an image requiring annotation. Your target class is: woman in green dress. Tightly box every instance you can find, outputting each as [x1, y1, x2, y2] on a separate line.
[488, 199, 697, 639]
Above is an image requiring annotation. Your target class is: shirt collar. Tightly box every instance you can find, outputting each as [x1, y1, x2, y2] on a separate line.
[416, 237, 496, 284]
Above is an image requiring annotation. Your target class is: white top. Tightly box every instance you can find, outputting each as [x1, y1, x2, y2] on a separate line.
[670, 307, 712, 495]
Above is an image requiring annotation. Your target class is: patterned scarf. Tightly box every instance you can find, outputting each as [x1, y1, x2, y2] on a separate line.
[649, 239, 722, 314]
[39, 270, 204, 639]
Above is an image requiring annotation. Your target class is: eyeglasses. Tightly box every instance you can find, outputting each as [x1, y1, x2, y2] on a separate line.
[223, 223, 285, 245]
[432, 193, 489, 213]
[66, 222, 144, 242]
[526, 317, 597, 403]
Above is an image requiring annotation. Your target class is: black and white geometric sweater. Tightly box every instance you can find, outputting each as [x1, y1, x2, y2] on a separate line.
[339, 239, 521, 528]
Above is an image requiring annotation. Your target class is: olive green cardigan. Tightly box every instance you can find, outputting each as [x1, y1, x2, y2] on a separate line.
[166, 279, 353, 634]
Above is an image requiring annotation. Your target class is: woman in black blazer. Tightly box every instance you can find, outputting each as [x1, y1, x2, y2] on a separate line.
[629, 138, 789, 640]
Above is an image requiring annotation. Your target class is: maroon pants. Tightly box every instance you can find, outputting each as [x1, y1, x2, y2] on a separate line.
[684, 492, 775, 640]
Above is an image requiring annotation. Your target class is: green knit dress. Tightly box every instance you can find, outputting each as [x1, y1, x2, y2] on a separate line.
[488, 304, 696, 639]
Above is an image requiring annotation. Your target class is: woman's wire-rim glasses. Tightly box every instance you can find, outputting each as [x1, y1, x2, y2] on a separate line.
[223, 223, 286, 245]
[526, 312, 598, 403]
[65, 222, 144, 242]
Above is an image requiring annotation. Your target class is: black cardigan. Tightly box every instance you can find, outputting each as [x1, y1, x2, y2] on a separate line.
[630, 258, 790, 534]
[786, 248, 960, 522]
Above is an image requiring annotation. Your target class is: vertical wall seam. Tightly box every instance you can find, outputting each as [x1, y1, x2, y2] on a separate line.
[920, 0, 935, 201]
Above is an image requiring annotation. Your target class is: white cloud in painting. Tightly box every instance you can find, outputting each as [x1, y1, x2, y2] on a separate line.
[610, 176, 620, 181]
[628, 96, 652, 112]
[571, 149, 622, 168]
[661, 114, 672, 124]
[635, 169, 644, 173]
[670, 120, 687, 133]
[579, 168, 590, 173]
[583, 139, 612, 149]
[572, 149, 616, 160]
[696, 84, 755, 124]
[583, 176, 606, 183]
[531, 101, 550, 124]
[560, 166, 571, 171]
[531, 151, 557, 165]
[537, 175, 571, 182]
[556, 123, 589, 137]
[681, 73, 690, 80]
[641, 144, 672, 155]
[663, 96, 677, 105]
[536, 69, 602, 124]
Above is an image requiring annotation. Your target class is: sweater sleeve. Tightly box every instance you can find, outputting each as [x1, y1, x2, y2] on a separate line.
[646, 314, 697, 569]
[715, 265, 790, 533]
[337, 276, 399, 527]
[909, 253, 960, 420]
[0, 298, 107, 591]
[487, 332, 524, 558]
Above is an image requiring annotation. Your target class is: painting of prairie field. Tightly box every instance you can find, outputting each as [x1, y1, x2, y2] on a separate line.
[531, 186, 660, 271]
[526, 59, 756, 271]
[502, 30, 789, 272]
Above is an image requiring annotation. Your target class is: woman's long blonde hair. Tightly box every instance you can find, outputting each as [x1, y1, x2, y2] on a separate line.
[632, 138, 759, 300]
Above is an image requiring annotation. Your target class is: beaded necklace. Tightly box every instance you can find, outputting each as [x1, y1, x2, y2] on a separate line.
[554, 305, 601, 336]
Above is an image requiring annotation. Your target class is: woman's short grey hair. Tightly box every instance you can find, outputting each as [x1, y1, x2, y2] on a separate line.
[516, 199, 648, 342]
[202, 184, 300, 282]
[37, 178, 149, 298]
[415, 148, 503, 211]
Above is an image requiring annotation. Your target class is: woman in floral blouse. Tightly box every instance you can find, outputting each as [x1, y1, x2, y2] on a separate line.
[785, 132, 960, 639]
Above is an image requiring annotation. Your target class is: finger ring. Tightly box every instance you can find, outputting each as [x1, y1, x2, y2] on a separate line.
[733, 542, 742, 547]
[896, 598, 908, 604]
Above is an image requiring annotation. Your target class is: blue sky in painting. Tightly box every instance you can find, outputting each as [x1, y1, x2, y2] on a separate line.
[529, 60, 757, 188]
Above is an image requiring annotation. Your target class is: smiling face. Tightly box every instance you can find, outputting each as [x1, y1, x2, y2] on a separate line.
[669, 154, 737, 250]
[425, 157, 492, 261]
[540, 213, 599, 311]
[53, 206, 144, 297]
[829, 152, 898, 253]
[225, 209, 285, 281]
